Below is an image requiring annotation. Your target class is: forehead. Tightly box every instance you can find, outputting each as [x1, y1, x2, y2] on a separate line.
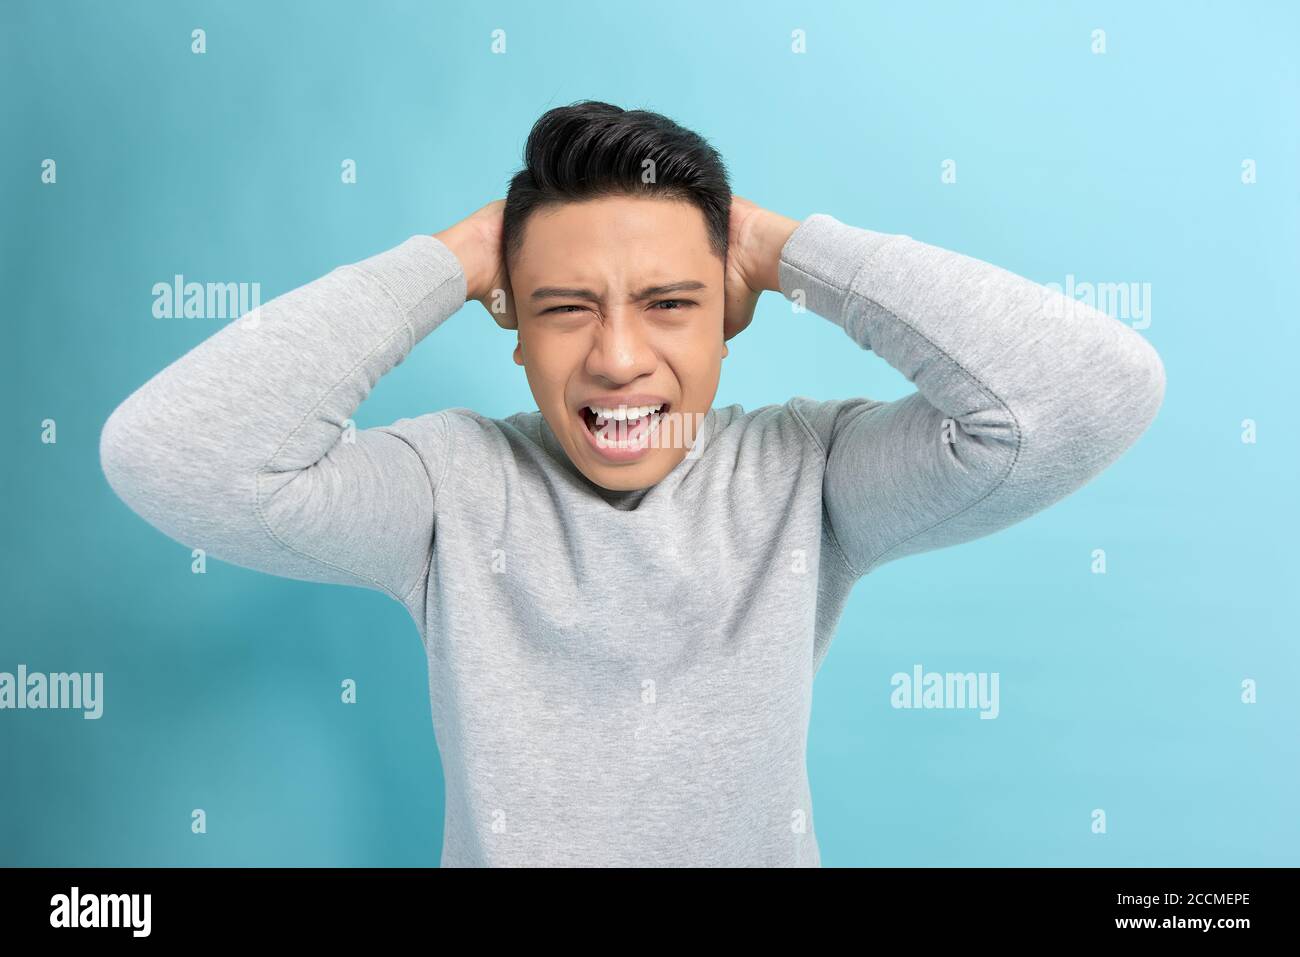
[513, 195, 717, 283]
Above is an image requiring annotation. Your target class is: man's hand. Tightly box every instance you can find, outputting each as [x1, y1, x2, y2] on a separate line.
[723, 195, 801, 340]
[434, 200, 517, 329]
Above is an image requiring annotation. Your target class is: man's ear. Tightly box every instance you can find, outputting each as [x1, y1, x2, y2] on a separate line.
[513, 334, 524, 367]
[721, 341, 729, 360]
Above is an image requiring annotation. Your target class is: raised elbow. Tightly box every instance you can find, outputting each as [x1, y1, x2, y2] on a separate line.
[98, 393, 185, 536]
[1120, 330, 1167, 440]
[99, 398, 142, 508]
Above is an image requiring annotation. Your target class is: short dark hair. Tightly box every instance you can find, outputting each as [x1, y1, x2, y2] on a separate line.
[502, 100, 731, 271]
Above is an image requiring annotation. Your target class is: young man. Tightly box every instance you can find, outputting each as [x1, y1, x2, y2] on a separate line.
[100, 100, 1166, 867]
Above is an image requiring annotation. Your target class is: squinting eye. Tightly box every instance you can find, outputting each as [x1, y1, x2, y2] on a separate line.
[543, 305, 586, 314]
[654, 299, 694, 311]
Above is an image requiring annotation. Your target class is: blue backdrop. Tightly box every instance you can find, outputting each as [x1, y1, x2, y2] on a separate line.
[3, 0, 1296, 866]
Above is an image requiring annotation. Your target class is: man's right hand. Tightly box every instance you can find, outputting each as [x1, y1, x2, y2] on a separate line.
[433, 200, 517, 329]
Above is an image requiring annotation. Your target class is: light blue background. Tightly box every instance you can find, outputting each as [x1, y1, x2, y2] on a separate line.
[2, 0, 1296, 866]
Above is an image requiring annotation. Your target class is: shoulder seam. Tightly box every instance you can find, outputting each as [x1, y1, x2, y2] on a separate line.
[786, 398, 863, 581]
[400, 409, 454, 608]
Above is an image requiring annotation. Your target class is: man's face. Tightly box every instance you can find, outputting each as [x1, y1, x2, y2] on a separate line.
[510, 194, 727, 491]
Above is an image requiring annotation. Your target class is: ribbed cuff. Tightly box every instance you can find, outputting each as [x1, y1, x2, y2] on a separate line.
[350, 234, 469, 338]
[776, 213, 901, 329]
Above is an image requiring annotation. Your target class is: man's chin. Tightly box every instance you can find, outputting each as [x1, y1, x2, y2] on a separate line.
[577, 454, 668, 492]
[574, 445, 686, 492]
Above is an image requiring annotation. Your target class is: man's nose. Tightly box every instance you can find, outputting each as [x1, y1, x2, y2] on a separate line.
[587, 308, 656, 381]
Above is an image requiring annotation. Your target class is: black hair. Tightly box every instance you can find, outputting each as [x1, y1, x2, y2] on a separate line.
[502, 100, 731, 270]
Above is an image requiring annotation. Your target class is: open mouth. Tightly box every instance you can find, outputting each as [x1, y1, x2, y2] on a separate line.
[579, 401, 670, 451]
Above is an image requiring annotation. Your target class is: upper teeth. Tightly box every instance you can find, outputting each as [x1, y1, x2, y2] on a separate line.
[588, 403, 663, 421]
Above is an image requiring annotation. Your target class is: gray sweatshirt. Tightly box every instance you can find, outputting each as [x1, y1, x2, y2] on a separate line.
[99, 213, 1166, 867]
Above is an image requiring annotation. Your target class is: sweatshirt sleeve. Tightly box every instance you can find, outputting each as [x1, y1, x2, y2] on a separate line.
[778, 213, 1166, 578]
[99, 234, 468, 604]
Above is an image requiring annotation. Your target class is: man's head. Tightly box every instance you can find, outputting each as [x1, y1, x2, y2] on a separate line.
[502, 101, 732, 492]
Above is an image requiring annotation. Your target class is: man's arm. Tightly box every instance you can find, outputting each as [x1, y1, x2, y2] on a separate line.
[99, 218, 492, 604]
[758, 211, 1166, 577]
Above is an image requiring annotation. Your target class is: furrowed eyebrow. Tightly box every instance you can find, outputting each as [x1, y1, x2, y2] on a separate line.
[530, 280, 707, 303]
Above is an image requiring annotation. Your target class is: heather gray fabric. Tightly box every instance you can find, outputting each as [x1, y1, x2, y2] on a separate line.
[100, 213, 1166, 867]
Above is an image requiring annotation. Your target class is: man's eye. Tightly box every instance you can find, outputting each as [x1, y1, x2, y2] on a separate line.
[543, 301, 694, 315]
